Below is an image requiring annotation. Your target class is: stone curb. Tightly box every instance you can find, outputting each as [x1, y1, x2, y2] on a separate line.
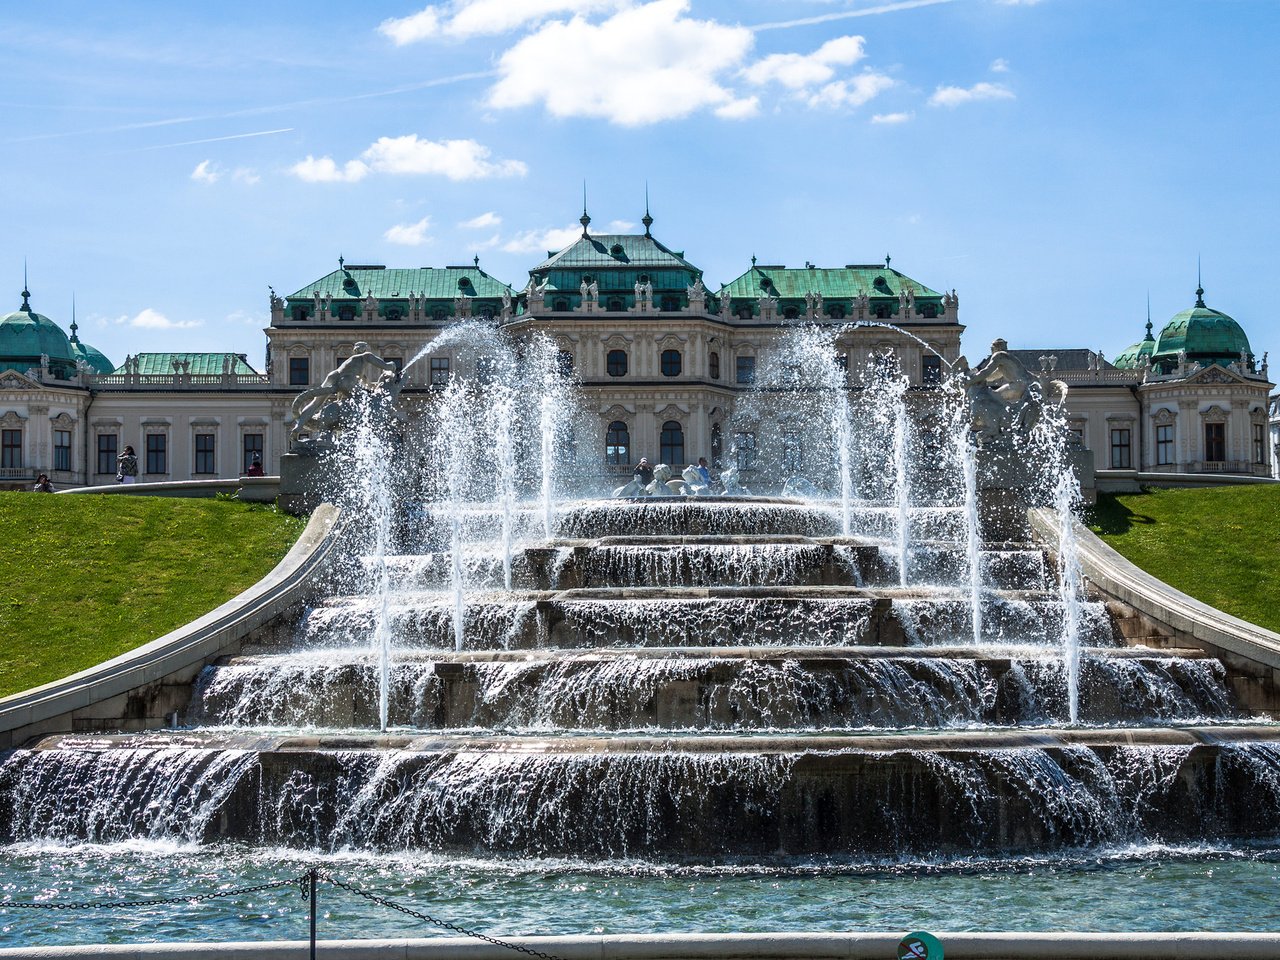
[3, 932, 1280, 959]
[59, 477, 282, 502]
[0, 503, 341, 748]
[1028, 507, 1280, 671]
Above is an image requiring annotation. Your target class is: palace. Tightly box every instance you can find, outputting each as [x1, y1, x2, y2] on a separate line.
[0, 211, 1273, 489]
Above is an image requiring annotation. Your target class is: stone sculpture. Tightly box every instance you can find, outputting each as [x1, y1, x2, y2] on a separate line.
[720, 465, 751, 497]
[288, 342, 404, 450]
[964, 342, 1067, 448]
[681, 463, 712, 496]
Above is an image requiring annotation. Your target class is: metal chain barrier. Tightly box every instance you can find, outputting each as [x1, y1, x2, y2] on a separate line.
[318, 870, 568, 960]
[1, 875, 308, 911]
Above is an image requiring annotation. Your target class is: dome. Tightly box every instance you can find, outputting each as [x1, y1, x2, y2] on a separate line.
[1113, 320, 1157, 370]
[1152, 286, 1252, 368]
[70, 337, 113, 374]
[0, 289, 77, 374]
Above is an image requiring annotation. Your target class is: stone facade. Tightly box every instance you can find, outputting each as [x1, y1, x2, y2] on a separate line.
[0, 227, 1273, 489]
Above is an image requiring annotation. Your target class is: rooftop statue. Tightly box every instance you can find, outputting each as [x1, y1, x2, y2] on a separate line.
[964, 342, 1067, 448]
[288, 342, 404, 452]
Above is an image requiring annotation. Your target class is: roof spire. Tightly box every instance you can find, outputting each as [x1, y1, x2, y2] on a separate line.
[751, 254, 758, 268]
[473, 253, 480, 269]
[580, 181, 591, 237]
[1144, 291, 1153, 339]
[642, 183, 653, 237]
[338, 254, 345, 271]
[885, 253, 892, 268]
[21, 259, 30, 312]
[70, 292, 80, 343]
[1196, 255, 1205, 307]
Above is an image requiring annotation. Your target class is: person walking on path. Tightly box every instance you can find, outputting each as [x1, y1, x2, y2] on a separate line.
[116, 445, 139, 484]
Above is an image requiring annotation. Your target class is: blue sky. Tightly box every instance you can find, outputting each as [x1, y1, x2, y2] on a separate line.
[3, 0, 1277, 370]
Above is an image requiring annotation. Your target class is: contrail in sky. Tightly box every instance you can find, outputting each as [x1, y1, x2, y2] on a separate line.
[1, 70, 496, 145]
[138, 128, 294, 150]
[754, 0, 958, 31]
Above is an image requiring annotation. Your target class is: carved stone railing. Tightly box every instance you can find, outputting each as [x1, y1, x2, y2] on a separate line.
[86, 373, 271, 391]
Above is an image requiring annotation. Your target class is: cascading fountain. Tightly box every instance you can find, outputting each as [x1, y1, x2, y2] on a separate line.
[4, 328, 1280, 946]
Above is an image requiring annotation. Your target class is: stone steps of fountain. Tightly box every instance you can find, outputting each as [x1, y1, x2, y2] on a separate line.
[376, 541, 1053, 592]
[299, 588, 1115, 651]
[191, 644, 1234, 731]
[25, 723, 1280, 754]
[12, 723, 1280, 857]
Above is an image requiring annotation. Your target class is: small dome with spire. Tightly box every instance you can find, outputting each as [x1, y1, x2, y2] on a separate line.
[1151, 282, 1252, 371]
[1113, 312, 1157, 370]
[0, 285, 79, 377]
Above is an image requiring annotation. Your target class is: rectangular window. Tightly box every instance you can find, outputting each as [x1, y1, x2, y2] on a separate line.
[1, 429, 21, 469]
[54, 430, 71, 472]
[97, 434, 118, 475]
[243, 433, 264, 474]
[1254, 423, 1265, 465]
[430, 357, 450, 386]
[1109, 428, 1132, 468]
[922, 355, 943, 385]
[1204, 422, 1226, 463]
[194, 433, 216, 475]
[782, 430, 801, 472]
[1156, 424, 1175, 466]
[734, 431, 757, 470]
[736, 355, 756, 385]
[288, 357, 309, 386]
[146, 434, 167, 475]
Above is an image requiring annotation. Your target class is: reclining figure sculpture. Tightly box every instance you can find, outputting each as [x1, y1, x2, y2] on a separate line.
[288, 342, 406, 451]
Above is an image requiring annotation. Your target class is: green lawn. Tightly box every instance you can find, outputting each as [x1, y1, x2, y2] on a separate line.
[0, 493, 306, 699]
[1088, 485, 1280, 634]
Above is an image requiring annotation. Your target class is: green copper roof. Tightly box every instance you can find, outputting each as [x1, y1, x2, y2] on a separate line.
[70, 339, 113, 374]
[113, 353, 262, 376]
[1112, 321, 1157, 370]
[0, 289, 77, 372]
[531, 233, 701, 274]
[286, 266, 515, 303]
[719, 264, 942, 303]
[1152, 288, 1252, 364]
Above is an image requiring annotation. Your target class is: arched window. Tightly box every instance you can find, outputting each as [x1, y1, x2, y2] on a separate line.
[783, 306, 799, 319]
[738, 306, 753, 321]
[828, 304, 846, 320]
[338, 305, 356, 321]
[385, 306, 403, 321]
[292, 307, 309, 322]
[607, 349, 628, 377]
[553, 297, 570, 312]
[606, 421, 630, 465]
[661, 349, 682, 376]
[873, 304, 891, 320]
[921, 303, 938, 319]
[660, 295, 679, 311]
[709, 351, 720, 380]
[660, 421, 685, 465]
[607, 297, 624, 311]
[431, 305, 448, 321]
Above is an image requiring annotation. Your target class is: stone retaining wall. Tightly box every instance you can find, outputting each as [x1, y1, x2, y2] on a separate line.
[0, 504, 340, 749]
[4, 932, 1280, 959]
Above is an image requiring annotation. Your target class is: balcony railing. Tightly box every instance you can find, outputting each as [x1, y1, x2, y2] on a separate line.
[86, 373, 271, 391]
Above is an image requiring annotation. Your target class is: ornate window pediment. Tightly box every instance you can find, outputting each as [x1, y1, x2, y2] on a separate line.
[599, 403, 636, 418]
[1200, 404, 1230, 423]
[601, 334, 634, 348]
[1152, 407, 1177, 425]
[0, 410, 27, 428]
[50, 411, 77, 427]
[654, 333, 689, 347]
[654, 402, 690, 419]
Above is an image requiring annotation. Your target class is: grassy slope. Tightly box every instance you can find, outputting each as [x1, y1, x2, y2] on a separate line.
[1088, 485, 1280, 634]
[0, 493, 305, 699]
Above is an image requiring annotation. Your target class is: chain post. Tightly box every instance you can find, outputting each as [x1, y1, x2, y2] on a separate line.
[308, 867, 318, 960]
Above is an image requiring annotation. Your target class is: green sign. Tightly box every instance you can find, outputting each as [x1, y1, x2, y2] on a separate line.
[897, 931, 943, 960]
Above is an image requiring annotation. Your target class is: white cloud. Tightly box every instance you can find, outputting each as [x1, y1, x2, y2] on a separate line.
[118, 308, 202, 330]
[715, 96, 760, 119]
[362, 135, 528, 179]
[871, 111, 913, 124]
[380, 0, 626, 43]
[288, 155, 369, 183]
[607, 219, 636, 231]
[994, 0, 1044, 5]
[488, 0, 754, 126]
[225, 309, 259, 326]
[384, 217, 434, 246]
[190, 160, 220, 184]
[990, 57, 1010, 72]
[502, 224, 584, 254]
[460, 211, 502, 229]
[807, 71, 894, 109]
[742, 35, 866, 90]
[928, 81, 1015, 107]
[232, 167, 261, 184]
[289, 136, 525, 184]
